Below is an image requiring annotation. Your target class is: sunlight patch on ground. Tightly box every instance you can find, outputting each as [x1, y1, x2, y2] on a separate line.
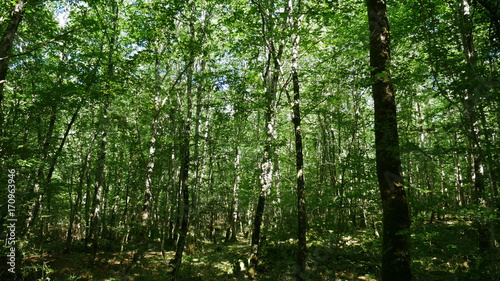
[341, 235, 360, 246]
[214, 261, 234, 275]
[357, 276, 377, 281]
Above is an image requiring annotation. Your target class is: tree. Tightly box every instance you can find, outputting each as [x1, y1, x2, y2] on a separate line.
[366, 0, 412, 280]
[171, 2, 203, 276]
[286, 0, 307, 279]
[2, 0, 499, 279]
[476, 0, 500, 47]
[0, 0, 27, 112]
[248, 1, 284, 277]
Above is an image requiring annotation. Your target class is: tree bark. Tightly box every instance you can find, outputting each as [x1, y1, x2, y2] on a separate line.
[125, 101, 159, 273]
[89, 0, 118, 263]
[171, 20, 195, 281]
[287, 1, 307, 279]
[367, 1, 412, 280]
[66, 139, 92, 253]
[230, 146, 241, 242]
[249, 41, 282, 277]
[292, 37, 307, 281]
[456, 1, 498, 278]
[0, 0, 27, 132]
[89, 100, 108, 265]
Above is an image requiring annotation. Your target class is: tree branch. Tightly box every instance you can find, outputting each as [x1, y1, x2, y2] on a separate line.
[0, 27, 82, 61]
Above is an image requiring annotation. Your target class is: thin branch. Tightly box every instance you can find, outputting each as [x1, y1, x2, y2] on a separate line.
[0, 27, 82, 61]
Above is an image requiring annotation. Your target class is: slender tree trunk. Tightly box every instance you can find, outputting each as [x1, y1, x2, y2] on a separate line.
[171, 85, 192, 281]
[66, 142, 92, 252]
[456, 1, 498, 278]
[292, 41, 307, 281]
[456, 0, 483, 202]
[287, 1, 307, 279]
[89, 0, 118, 263]
[248, 4, 285, 277]
[23, 105, 57, 238]
[47, 105, 81, 183]
[190, 58, 207, 242]
[127, 43, 171, 270]
[25, 99, 80, 244]
[89, 101, 108, 265]
[456, 0, 486, 206]
[229, 146, 241, 242]
[171, 21, 195, 281]
[125, 104, 159, 273]
[249, 43, 281, 277]
[367, 1, 412, 280]
[44, 105, 82, 251]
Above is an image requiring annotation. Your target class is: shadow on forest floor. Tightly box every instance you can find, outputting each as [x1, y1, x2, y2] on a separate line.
[13, 235, 381, 280]
[11, 219, 493, 280]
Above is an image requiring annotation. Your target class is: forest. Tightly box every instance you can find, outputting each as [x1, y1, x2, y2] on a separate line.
[0, 0, 499, 280]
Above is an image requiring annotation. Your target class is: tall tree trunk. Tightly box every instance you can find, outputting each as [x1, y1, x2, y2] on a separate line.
[292, 38, 307, 281]
[66, 140, 92, 253]
[367, 1, 412, 280]
[456, 1, 498, 278]
[456, 0, 486, 206]
[248, 4, 284, 277]
[89, 0, 118, 264]
[190, 58, 207, 241]
[89, 101, 108, 265]
[125, 43, 169, 270]
[125, 103, 159, 273]
[46, 105, 81, 183]
[39, 105, 81, 247]
[249, 43, 282, 277]
[171, 21, 195, 281]
[229, 146, 241, 242]
[0, 0, 27, 133]
[23, 104, 57, 238]
[287, 1, 307, 279]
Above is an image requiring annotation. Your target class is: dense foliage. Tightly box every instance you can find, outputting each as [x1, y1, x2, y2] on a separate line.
[1, 0, 498, 280]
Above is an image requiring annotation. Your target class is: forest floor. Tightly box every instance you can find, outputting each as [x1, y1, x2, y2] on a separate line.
[21, 233, 380, 281]
[17, 218, 492, 280]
